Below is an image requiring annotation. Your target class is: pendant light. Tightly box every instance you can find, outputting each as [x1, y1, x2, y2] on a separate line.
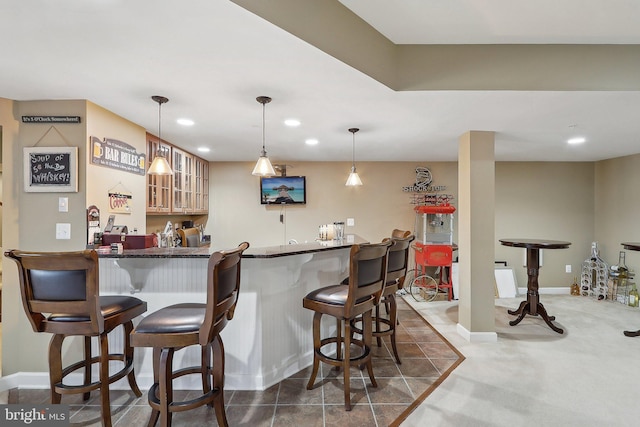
[252, 96, 276, 176]
[345, 127, 363, 186]
[147, 95, 174, 176]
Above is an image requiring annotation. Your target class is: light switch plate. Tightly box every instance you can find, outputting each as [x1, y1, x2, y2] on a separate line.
[346, 218, 355, 227]
[56, 223, 71, 239]
[58, 197, 68, 212]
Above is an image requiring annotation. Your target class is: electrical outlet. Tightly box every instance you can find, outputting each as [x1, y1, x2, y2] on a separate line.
[565, 264, 572, 273]
[346, 218, 355, 227]
[56, 223, 71, 239]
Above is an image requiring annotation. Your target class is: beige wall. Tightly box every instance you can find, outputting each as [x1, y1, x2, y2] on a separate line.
[595, 153, 640, 267]
[207, 161, 457, 249]
[495, 162, 596, 289]
[85, 101, 147, 237]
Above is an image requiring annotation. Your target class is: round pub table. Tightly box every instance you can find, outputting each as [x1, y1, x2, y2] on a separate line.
[621, 242, 640, 337]
[499, 239, 571, 334]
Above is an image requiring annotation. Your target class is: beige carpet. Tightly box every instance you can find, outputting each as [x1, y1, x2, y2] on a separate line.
[400, 294, 640, 427]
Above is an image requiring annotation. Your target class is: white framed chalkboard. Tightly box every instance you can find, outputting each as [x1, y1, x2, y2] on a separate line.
[24, 146, 78, 192]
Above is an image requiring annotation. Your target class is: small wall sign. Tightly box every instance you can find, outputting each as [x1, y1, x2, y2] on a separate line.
[22, 116, 81, 123]
[108, 190, 132, 214]
[24, 146, 78, 192]
[90, 136, 146, 175]
[403, 166, 454, 205]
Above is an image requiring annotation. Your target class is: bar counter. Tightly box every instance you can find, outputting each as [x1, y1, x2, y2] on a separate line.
[99, 235, 367, 391]
[99, 236, 366, 259]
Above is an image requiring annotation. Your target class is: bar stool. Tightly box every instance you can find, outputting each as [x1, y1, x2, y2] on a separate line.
[352, 232, 414, 364]
[130, 242, 249, 427]
[3, 249, 147, 427]
[303, 241, 392, 411]
[392, 228, 411, 239]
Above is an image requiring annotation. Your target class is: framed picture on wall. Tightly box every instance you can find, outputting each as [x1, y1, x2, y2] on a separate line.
[23, 146, 78, 192]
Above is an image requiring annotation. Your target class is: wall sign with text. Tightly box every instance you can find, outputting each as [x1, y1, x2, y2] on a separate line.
[23, 146, 78, 192]
[90, 136, 146, 175]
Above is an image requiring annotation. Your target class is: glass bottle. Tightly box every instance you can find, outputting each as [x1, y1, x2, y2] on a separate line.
[570, 276, 580, 296]
[611, 251, 629, 303]
[629, 283, 639, 308]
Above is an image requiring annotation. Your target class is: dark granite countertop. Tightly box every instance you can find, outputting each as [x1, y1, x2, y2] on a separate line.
[98, 235, 368, 259]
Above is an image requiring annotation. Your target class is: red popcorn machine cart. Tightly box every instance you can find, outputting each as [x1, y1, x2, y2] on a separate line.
[408, 204, 456, 301]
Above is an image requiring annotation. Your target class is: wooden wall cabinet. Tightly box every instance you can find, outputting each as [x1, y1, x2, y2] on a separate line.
[146, 133, 209, 215]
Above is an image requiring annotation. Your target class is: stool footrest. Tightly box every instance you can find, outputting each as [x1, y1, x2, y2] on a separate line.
[316, 336, 371, 367]
[55, 353, 134, 396]
[148, 382, 220, 414]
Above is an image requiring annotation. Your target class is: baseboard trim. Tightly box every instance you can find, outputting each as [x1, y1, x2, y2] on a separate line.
[456, 323, 498, 342]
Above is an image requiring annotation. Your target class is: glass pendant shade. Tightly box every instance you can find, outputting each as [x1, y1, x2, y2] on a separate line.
[252, 96, 276, 176]
[148, 153, 173, 175]
[345, 127, 363, 186]
[252, 151, 276, 176]
[346, 167, 363, 186]
[148, 95, 174, 176]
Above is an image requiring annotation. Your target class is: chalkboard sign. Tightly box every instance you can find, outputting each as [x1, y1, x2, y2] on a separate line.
[24, 147, 78, 192]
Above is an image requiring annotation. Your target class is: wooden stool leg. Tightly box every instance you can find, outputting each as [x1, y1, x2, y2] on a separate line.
[374, 304, 382, 347]
[158, 347, 174, 427]
[83, 336, 92, 401]
[343, 319, 352, 411]
[123, 321, 142, 397]
[307, 312, 322, 389]
[335, 318, 342, 369]
[98, 333, 113, 427]
[363, 310, 377, 388]
[48, 334, 64, 405]
[212, 336, 229, 427]
[202, 344, 212, 407]
[147, 348, 161, 427]
[387, 295, 401, 364]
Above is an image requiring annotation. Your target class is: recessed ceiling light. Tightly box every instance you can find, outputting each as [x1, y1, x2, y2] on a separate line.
[567, 137, 586, 144]
[177, 118, 194, 126]
[305, 138, 318, 146]
[284, 119, 300, 127]
[197, 147, 210, 153]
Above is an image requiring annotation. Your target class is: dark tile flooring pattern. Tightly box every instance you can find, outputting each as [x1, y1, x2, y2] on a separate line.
[3, 297, 464, 426]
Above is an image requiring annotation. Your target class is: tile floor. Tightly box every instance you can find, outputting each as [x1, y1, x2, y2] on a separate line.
[1, 297, 464, 426]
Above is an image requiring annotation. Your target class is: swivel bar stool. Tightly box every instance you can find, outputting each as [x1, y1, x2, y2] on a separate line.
[303, 241, 392, 411]
[130, 242, 249, 427]
[4, 249, 147, 427]
[352, 232, 414, 364]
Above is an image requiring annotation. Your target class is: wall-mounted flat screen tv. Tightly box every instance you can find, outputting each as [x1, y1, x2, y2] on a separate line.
[260, 176, 306, 205]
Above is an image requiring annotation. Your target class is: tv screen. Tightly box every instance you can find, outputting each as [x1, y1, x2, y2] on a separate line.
[260, 176, 306, 205]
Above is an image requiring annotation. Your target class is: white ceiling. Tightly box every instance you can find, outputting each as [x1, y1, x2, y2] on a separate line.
[1, 0, 640, 163]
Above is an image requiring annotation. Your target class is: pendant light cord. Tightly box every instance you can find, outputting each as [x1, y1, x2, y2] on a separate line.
[262, 101, 266, 154]
[158, 102, 162, 145]
[349, 128, 359, 169]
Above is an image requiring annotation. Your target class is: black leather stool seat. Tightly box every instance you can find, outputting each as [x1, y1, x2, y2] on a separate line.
[49, 296, 145, 322]
[305, 285, 373, 306]
[134, 303, 206, 334]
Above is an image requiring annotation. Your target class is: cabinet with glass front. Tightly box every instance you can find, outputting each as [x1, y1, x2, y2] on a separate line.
[146, 134, 172, 214]
[145, 132, 209, 215]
